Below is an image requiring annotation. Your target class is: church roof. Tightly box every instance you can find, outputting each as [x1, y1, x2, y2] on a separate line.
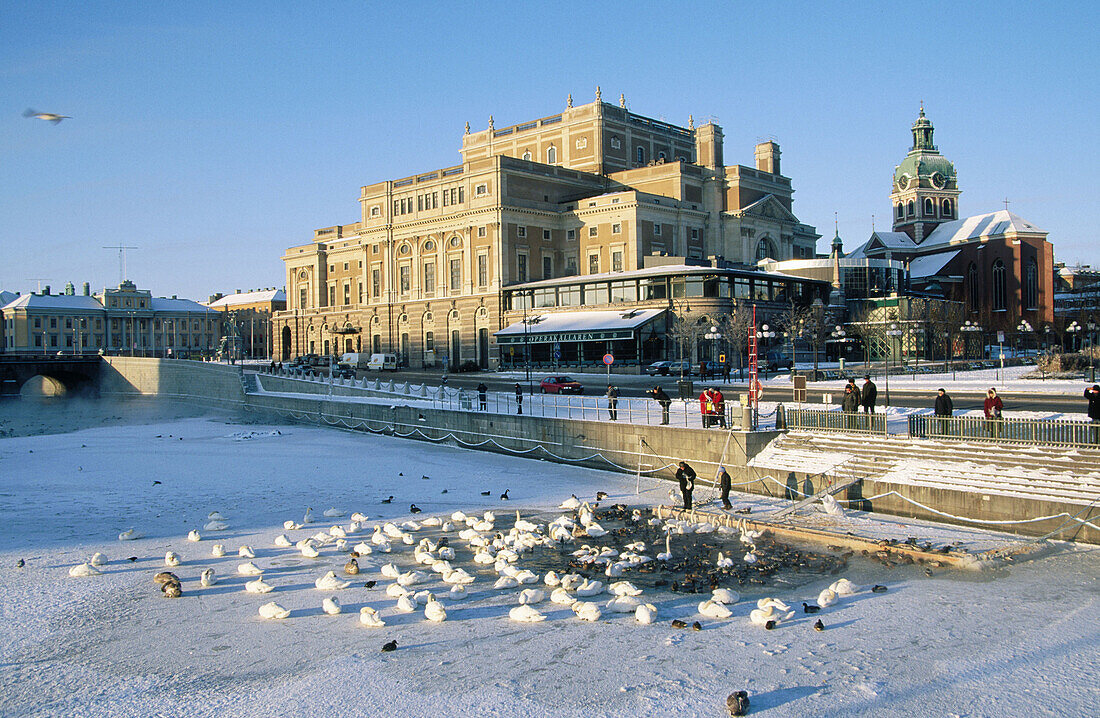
[907, 250, 961, 279]
[846, 231, 915, 259]
[920, 210, 1046, 249]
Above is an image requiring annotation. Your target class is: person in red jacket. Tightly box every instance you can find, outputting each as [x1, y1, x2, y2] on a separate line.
[983, 387, 1004, 437]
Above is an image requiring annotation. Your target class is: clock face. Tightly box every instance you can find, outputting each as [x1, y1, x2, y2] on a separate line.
[930, 172, 945, 189]
[896, 173, 910, 191]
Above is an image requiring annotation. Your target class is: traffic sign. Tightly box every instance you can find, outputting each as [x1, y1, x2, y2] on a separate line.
[719, 353, 726, 363]
[603, 353, 614, 365]
[792, 375, 807, 403]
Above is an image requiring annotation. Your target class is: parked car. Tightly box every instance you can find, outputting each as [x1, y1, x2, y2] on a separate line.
[666, 360, 693, 376]
[366, 353, 398, 371]
[699, 360, 723, 377]
[644, 361, 673, 375]
[539, 376, 584, 394]
[762, 351, 793, 371]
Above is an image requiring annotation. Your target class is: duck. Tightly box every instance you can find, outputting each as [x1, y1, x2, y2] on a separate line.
[699, 599, 733, 619]
[448, 584, 468, 601]
[200, 568, 216, 587]
[315, 571, 350, 590]
[711, 588, 739, 605]
[803, 602, 821, 614]
[656, 532, 672, 562]
[424, 597, 447, 622]
[359, 607, 386, 627]
[606, 595, 641, 613]
[258, 602, 290, 619]
[571, 601, 602, 622]
[830, 578, 858, 596]
[813, 619, 825, 632]
[238, 545, 255, 559]
[69, 563, 101, 577]
[517, 588, 546, 605]
[322, 597, 342, 615]
[118, 528, 142, 541]
[726, 690, 750, 717]
[89, 552, 108, 567]
[162, 582, 183, 598]
[395, 595, 417, 613]
[187, 530, 201, 542]
[344, 558, 360, 575]
[300, 543, 320, 559]
[274, 534, 293, 548]
[237, 562, 263, 576]
[635, 603, 658, 624]
[153, 571, 179, 586]
[817, 588, 838, 608]
[246, 577, 274, 594]
[164, 551, 182, 567]
[871, 584, 888, 593]
[509, 605, 547, 622]
[211, 544, 227, 558]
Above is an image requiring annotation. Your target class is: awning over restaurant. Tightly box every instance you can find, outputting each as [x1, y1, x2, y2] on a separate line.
[494, 308, 665, 345]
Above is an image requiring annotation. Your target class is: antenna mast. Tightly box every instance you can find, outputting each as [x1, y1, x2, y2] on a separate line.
[102, 245, 138, 284]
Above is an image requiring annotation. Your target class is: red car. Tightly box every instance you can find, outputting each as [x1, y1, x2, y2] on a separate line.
[539, 376, 584, 394]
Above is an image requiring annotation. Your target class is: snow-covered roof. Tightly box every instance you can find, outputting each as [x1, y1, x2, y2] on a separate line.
[1, 293, 104, 311]
[907, 250, 961, 279]
[495, 308, 665, 343]
[206, 289, 286, 308]
[847, 231, 916, 259]
[921, 210, 1046, 247]
[0, 290, 16, 307]
[151, 297, 217, 312]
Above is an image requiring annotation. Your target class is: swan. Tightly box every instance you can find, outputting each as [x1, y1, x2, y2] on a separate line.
[211, 544, 227, 557]
[246, 577, 274, 594]
[509, 605, 547, 622]
[711, 588, 740, 605]
[380, 563, 400, 579]
[606, 595, 641, 613]
[699, 599, 733, 619]
[448, 584, 468, 601]
[204, 520, 229, 531]
[743, 552, 758, 565]
[440, 521, 454, 532]
[424, 597, 447, 622]
[395, 595, 417, 613]
[514, 569, 539, 584]
[413, 590, 434, 606]
[359, 607, 385, 627]
[430, 560, 452, 574]
[604, 562, 624, 578]
[756, 598, 791, 611]
[518, 588, 546, 604]
[609, 581, 643, 597]
[274, 534, 293, 548]
[585, 522, 608, 537]
[716, 552, 734, 569]
[550, 587, 575, 605]
[353, 542, 372, 555]
[514, 511, 540, 532]
[89, 552, 108, 567]
[442, 568, 474, 585]
[69, 563, 101, 577]
[401, 520, 421, 532]
[300, 543, 320, 559]
[559, 495, 581, 510]
[329, 525, 347, 538]
[302, 507, 314, 524]
[315, 571, 350, 590]
[419, 516, 443, 527]
[437, 546, 455, 561]
[351, 512, 369, 523]
[830, 578, 858, 596]
[187, 530, 201, 542]
[544, 571, 562, 587]
[494, 576, 519, 590]
[208, 511, 226, 521]
[450, 510, 468, 523]
[572, 601, 602, 622]
[820, 494, 844, 517]
[576, 579, 604, 597]
[695, 522, 717, 534]
[237, 562, 263, 576]
[311, 531, 332, 545]
[817, 588, 838, 608]
[374, 539, 392, 553]
[656, 532, 672, 562]
[323, 508, 345, 518]
[118, 528, 142, 541]
[164, 551, 181, 567]
[238, 545, 255, 559]
[258, 602, 290, 620]
[559, 574, 584, 591]
[397, 571, 426, 587]
[322, 597, 342, 615]
[577, 503, 593, 526]
[200, 568, 216, 587]
[635, 603, 658, 624]
[386, 583, 411, 598]
[749, 605, 794, 626]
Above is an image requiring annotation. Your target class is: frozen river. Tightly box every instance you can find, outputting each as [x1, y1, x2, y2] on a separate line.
[0, 400, 1097, 716]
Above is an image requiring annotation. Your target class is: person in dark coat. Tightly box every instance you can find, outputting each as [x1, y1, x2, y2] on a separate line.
[717, 466, 732, 509]
[652, 385, 672, 425]
[675, 461, 696, 510]
[845, 378, 861, 406]
[861, 375, 878, 413]
[1085, 385, 1100, 443]
[933, 388, 954, 435]
[477, 382, 488, 411]
[606, 385, 619, 420]
[515, 383, 523, 415]
[841, 384, 860, 430]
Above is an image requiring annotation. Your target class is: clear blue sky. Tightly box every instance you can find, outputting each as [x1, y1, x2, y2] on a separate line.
[3, 1, 1097, 301]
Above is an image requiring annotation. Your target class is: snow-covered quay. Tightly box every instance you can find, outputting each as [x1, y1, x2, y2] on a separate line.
[1, 404, 1097, 717]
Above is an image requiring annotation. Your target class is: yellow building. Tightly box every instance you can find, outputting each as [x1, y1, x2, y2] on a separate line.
[206, 288, 287, 360]
[274, 90, 821, 368]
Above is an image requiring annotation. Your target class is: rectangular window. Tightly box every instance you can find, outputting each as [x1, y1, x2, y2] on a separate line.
[432, 192, 438, 209]
[566, 256, 578, 275]
[425, 331, 434, 352]
[328, 285, 336, 306]
[458, 187, 464, 203]
[449, 258, 461, 292]
[588, 226, 598, 237]
[654, 223, 662, 236]
[343, 284, 350, 305]
[567, 229, 576, 240]
[34, 318, 41, 328]
[442, 191, 449, 207]
[477, 254, 488, 287]
[423, 262, 435, 294]
[588, 253, 600, 274]
[517, 253, 528, 283]
[475, 184, 487, 196]
[343, 262, 349, 271]
[691, 228, 700, 241]
[399, 265, 410, 294]
[612, 250, 623, 272]
[50, 317, 57, 328]
[417, 195, 423, 211]
[372, 269, 381, 298]
[357, 281, 363, 303]
[478, 226, 487, 238]
[543, 256, 552, 279]
[517, 226, 526, 238]
[543, 229, 551, 240]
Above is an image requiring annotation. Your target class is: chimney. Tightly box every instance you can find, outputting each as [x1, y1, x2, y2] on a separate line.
[755, 141, 781, 175]
[694, 122, 724, 169]
[235, 289, 241, 294]
[82, 282, 90, 296]
[43, 285, 51, 295]
[65, 282, 75, 295]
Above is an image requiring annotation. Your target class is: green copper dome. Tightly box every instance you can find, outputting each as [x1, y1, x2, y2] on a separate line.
[893, 106, 956, 190]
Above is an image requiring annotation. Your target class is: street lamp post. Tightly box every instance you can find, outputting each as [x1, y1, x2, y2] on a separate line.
[1017, 319, 1033, 359]
[1089, 321, 1098, 383]
[831, 324, 846, 375]
[884, 322, 903, 408]
[960, 320, 982, 379]
[757, 323, 775, 378]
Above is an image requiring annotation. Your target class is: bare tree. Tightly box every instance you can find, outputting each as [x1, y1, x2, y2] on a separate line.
[716, 300, 751, 379]
[667, 308, 706, 378]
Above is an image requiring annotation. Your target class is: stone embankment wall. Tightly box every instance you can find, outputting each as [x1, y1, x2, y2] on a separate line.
[96, 359, 1099, 544]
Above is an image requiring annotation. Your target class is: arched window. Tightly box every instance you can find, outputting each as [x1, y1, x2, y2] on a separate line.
[992, 259, 1007, 311]
[755, 238, 774, 261]
[522, 150, 531, 161]
[896, 203, 904, 219]
[907, 201, 915, 217]
[942, 199, 953, 217]
[636, 146, 645, 164]
[968, 263, 980, 309]
[546, 146, 557, 164]
[924, 198, 935, 216]
[1024, 258, 1038, 309]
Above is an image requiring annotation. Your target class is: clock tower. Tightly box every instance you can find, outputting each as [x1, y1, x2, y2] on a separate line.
[891, 105, 961, 242]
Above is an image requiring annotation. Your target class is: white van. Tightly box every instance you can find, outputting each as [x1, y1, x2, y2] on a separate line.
[366, 353, 398, 371]
[339, 352, 369, 369]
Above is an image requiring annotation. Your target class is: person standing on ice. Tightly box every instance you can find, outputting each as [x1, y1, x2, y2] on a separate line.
[515, 383, 523, 415]
[717, 466, 732, 510]
[861, 375, 878, 413]
[933, 387, 954, 436]
[675, 461, 696, 510]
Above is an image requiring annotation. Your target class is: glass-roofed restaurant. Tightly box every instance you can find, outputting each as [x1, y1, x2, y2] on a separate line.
[496, 259, 831, 369]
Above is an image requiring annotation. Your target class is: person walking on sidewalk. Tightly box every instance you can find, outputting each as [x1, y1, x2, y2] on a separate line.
[933, 387, 954, 436]
[675, 461, 696, 510]
[717, 466, 732, 510]
[652, 385, 671, 425]
[477, 382, 488, 411]
[515, 383, 523, 415]
[861, 375, 878, 413]
[606, 385, 619, 421]
[983, 387, 1003, 437]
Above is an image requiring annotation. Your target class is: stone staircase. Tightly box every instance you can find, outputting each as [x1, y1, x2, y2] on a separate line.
[240, 371, 259, 394]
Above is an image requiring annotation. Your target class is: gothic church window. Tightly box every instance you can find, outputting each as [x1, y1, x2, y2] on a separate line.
[942, 199, 953, 217]
[924, 198, 935, 216]
[896, 204, 904, 219]
[991, 260, 1007, 311]
[968, 263, 979, 309]
[1024, 258, 1038, 309]
[907, 201, 915, 217]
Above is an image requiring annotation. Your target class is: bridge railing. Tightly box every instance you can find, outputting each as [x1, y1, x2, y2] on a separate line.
[908, 413, 1098, 449]
[784, 408, 887, 435]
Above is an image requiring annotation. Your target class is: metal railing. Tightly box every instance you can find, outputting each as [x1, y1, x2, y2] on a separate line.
[908, 414, 1098, 448]
[784, 408, 887, 435]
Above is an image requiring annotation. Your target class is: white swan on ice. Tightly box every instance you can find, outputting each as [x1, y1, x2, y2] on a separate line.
[749, 605, 794, 626]
[575, 579, 604, 597]
[359, 607, 385, 627]
[380, 563, 400, 579]
[817, 588, 838, 608]
[609, 581, 643, 597]
[238, 545, 255, 559]
[509, 605, 547, 622]
[164, 551, 181, 567]
[89, 552, 108, 567]
[211, 544, 227, 557]
[118, 528, 142, 541]
[299, 543, 320, 559]
[517, 588, 546, 605]
[69, 563, 101, 577]
[274, 534, 292, 547]
[395, 595, 417, 613]
[424, 597, 447, 622]
[237, 562, 263, 576]
[200, 568, 216, 587]
[698, 599, 732, 619]
[246, 577, 274, 594]
[559, 495, 581, 510]
[635, 603, 658, 624]
[187, 530, 201, 542]
[830, 578, 858, 596]
[314, 571, 350, 590]
[448, 584, 468, 601]
[258, 602, 290, 619]
[711, 588, 739, 605]
[323, 508, 345, 518]
[204, 520, 229, 531]
[756, 597, 791, 611]
[571, 601, 602, 622]
[550, 587, 575, 605]
[606, 595, 641, 613]
[322, 597, 342, 615]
